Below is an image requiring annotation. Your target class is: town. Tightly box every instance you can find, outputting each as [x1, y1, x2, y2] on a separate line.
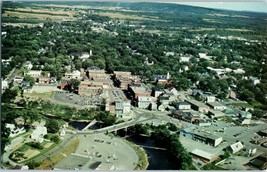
[1, 1, 267, 171]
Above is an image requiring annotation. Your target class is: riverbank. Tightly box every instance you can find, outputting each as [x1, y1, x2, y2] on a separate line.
[121, 138, 149, 170]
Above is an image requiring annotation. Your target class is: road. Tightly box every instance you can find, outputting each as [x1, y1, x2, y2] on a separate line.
[34, 135, 76, 163]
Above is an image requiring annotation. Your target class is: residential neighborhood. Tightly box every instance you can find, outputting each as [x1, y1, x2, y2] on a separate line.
[1, 1, 267, 171]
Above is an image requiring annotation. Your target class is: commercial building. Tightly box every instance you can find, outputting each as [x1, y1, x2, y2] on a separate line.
[186, 99, 209, 113]
[191, 149, 218, 163]
[115, 101, 131, 118]
[137, 96, 154, 109]
[207, 102, 226, 111]
[180, 125, 223, 147]
[229, 141, 244, 154]
[208, 110, 226, 118]
[64, 70, 81, 79]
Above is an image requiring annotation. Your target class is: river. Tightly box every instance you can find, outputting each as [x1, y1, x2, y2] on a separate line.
[126, 135, 180, 170]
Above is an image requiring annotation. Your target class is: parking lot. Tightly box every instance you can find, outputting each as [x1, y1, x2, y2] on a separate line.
[55, 133, 138, 170]
[53, 91, 102, 107]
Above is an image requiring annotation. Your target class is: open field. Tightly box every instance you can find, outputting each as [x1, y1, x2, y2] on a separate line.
[97, 12, 166, 21]
[224, 28, 252, 32]
[36, 138, 79, 170]
[2, 8, 75, 20]
[189, 28, 216, 32]
[202, 18, 221, 23]
[24, 149, 40, 160]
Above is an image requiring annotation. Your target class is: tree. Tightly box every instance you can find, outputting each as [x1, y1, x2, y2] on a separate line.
[24, 74, 35, 86]
[26, 161, 41, 169]
[2, 88, 18, 103]
[46, 120, 60, 133]
[51, 135, 60, 143]
[69, 79, 80, 91]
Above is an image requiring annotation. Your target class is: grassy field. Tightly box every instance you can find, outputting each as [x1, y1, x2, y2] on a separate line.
[36, 138, 79, 170]
[202, 18, 222, 23]
[2, 7, 75, 21]
[97, 12, 166, 21]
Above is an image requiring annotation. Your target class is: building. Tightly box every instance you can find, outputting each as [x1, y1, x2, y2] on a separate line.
[186, 99, 209, 113]
[137, 96, 154, 109]
[206, 96, 216, 103]
[208, 110, 226, 118]
[176, 102, 191, 110]
[78, 82, 104, 97]
[179, 56, 191, 63]
[30, 126, 47, 143]
[180, 125, 222, 147]
[154, 72, 171, 83]
[115, 101, 131, 118]
[25, 61, 33, 70]
[207, 102, 226, 111]
[2, 80, 8, 91]
[13, 76, 24, 84]
[38, 76, 51, 84]
[114, 71, 132, 79]
[64, 70, 81, 79]
[128, 83, 152, 100]
[152, 88, 164, 98]
[26, 70, 42, 78]
[6, 123, 25, 138]
[249, 153, 267, 170]
[229, 141, 244, 154]
[88, 69, 108, 81]
[191, 149, 218, 163]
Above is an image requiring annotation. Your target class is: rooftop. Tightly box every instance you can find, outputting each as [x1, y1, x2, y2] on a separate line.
[191, 149, 215, 160]
[186, 99, 209, 108]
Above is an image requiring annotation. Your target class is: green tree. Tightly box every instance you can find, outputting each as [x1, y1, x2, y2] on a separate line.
[24, 74, 35, 86]
[46, 120, 60, 133]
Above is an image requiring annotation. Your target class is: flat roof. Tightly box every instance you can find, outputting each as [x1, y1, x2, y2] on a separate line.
[207, 102, 225, 107]
[193, 130, 222, 140]
[186, 99, 209, 108]
[191, 149, 215, 160]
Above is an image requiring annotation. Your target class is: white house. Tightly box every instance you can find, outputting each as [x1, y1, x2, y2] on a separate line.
[176, 102, 191, 110]
[206, 96, 216, 103]
[179, 57, 191, 63]
[2, 80, 8, 91]
[30, 126, 47, 143]
[64, 70, 81, 79]
[14, 76, 24, 84]
[26, 70, 42, 78]
[229, 141, 244, 154]
[6, 123, 26, 138]
[25, 61, 33, 70]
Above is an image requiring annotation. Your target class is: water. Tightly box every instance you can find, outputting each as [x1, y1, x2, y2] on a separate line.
[126, 136, 180, 170]
[68, 121, 90, 130]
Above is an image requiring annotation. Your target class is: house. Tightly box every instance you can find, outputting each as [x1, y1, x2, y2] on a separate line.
[60, 79, 69, 90]
[186, 99, 209, 113]
[179, 57, 191, 63]
[25, 61, 33, 70]
[206, 96, 216, 103]
[207, 102, 226, 111]
[152, 88, 164, 98]
[2, 80, 8, 91]
[154, 72, 170, 83]
[158, 93, 176, 105]
[13, 76, 24, 84]
[26, 70, 42, 78]
[233, 68, 245, 74]
[64, 70, 81, 79]
[208, 110, 226, 118]
[191, 149, 218, 163]
[239, 111, 252, 119]
[165, 52, 175, 56]
[6, 123, 25, 138]
[38, 76, 51, 84]
[137, 96, 154, 109]
[229, 141, 244, 154]
[176, 102, 191, 110]
[115, 101, 131, 118]
[30, 126, 47, 143]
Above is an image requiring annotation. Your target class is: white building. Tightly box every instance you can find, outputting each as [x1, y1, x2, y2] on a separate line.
[14, 76, 24, 84]
[6, 123, 26, 138]
[179, 57, 191, 63]
[2, 80, 8, 91]
[26, 70, 42, 78]
[64, 70, 81, 79]
[233, 68, 245, 74]
[229, 141, 244, 154]
[25, 61, 33, 70]
[206, 96, 216, 103]
[176, 102, 191, 110]
[30, 126, 47, 143]
[115, 101, 131, 118]
[137, 96, 153, 109]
